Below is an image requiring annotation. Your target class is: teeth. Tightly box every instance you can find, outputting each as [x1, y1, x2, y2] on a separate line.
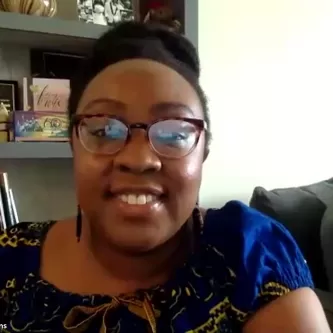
[128, 194, 137, 205]
[119, 194, 155, 205]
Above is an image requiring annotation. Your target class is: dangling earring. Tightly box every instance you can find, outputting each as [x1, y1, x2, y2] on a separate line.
[76, 206, 82, 243]
[192, 201, 204, 240]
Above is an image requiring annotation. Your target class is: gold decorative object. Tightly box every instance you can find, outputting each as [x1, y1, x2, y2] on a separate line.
[0, 0, 57, 17]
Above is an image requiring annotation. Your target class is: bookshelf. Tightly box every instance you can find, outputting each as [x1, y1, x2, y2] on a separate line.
[0, 142, 71, 159]
[0, 11, 108, 53]
[0, 11, 107, 159]
[0, 1, 198, 160]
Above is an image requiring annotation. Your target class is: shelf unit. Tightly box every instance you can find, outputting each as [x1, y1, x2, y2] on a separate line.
[0, 11, 106, 159]
[0, 1, 197, 159]
[0, 142, 72, 159]
[0, 11, 108, 53]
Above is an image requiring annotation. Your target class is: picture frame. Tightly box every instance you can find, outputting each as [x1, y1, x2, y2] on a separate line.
[30, 49, 85, 80]
[30, 78, 70, 112]
[0, 80, 19, 112]
[77, 0, 138, 26]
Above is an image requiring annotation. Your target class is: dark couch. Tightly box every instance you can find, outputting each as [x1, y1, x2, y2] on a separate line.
[250, 178, 333, 327]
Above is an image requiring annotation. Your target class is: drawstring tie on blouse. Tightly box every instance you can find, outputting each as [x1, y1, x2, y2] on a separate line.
[63, 293, 160, 333]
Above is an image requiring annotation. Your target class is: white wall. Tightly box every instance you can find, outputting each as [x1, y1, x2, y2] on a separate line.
[199, 0, 333, 207]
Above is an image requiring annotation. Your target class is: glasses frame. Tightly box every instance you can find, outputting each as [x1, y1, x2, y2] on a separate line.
[71, 114, 207, 159]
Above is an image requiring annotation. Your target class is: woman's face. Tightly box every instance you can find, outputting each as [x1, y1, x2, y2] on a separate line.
[73, 59, 206, 253]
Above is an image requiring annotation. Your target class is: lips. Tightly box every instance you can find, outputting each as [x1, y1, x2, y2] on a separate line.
[119, 193, 156, 205]
[108, 185, 164, 206]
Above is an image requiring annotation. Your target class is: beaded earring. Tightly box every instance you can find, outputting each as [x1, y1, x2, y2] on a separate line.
[76, 206, 82, 242]
[191, 202, 204, 250]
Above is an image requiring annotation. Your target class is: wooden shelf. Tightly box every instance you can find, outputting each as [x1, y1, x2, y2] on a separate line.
[0, 11, 108, 53]
[0, 142, 72, 159]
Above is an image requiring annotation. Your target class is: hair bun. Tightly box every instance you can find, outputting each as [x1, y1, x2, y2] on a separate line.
[93, 21, 200, 76]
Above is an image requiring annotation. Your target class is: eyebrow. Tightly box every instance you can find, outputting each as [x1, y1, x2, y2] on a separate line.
[82, 98, 194, 116]
[82, 98, 126, 113]
[150, 102, 195, 116]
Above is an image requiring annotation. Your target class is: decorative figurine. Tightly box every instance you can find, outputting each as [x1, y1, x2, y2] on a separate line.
[143, 0, 181, 32]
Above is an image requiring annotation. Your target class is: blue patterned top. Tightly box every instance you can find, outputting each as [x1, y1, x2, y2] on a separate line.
[0, 201, 313, 333]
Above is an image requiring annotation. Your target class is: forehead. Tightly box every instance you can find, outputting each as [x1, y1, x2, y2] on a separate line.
[78, 59, 202, 117]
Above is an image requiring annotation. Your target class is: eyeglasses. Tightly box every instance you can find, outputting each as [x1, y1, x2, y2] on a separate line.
[71, 114, 207, 159]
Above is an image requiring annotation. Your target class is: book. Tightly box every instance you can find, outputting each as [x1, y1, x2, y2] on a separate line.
[14, 110, 69, 141]
[0, 191, 6, 231]
[0, 172, 15, 228]
[31, 78, 70, 112]
[22, 77, 70, 113]
[9, 188, 19, 225]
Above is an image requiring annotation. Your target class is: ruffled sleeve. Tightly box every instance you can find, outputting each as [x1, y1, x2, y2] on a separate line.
[0, 222, 47, 323]
[204, 200, 314, 328]
[0, 226, 15, 323]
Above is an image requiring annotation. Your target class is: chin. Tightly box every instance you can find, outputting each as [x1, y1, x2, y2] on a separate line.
[106, 227, 168, 254]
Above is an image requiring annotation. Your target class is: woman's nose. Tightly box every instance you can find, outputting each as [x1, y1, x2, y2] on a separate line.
[113, 132, 162, 174]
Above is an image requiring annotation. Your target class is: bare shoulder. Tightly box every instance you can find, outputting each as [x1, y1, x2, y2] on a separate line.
[41, 218, 75, 259]
[40, 218, 78, 287]
[244, 288, 331, 333]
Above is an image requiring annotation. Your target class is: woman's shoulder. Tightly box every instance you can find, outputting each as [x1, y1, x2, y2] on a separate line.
[204, 199, 278, 230]
[0, 221, 54, 321]
[0, 221, 54, 278]
[202, 200, 310, 272]
[0, 221, 54, 249]
[200, 200, 314, 325]
[203, 200, 297, 252]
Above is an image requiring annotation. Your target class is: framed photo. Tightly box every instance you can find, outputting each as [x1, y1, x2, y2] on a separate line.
[30, 78, 70, 113]
[77, 0, 137, 26]
[0, 80, 19, 113]
[30, 49, 85, 80]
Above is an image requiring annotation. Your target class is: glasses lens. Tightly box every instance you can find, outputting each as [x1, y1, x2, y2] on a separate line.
[78, 116, 128, 154]
[149, 119, 198, 158]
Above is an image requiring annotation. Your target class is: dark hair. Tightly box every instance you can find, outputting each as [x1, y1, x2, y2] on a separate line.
[93, 0, 104, 7]
[68, 21, 211, 147]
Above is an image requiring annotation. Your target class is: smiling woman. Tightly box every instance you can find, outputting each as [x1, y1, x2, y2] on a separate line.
[0, 21, 330, 333]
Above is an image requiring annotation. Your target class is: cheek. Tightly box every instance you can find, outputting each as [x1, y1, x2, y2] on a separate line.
[166, 146, 204, 200]
[163, 155, 203, 224]
[72, 138, 106, 207]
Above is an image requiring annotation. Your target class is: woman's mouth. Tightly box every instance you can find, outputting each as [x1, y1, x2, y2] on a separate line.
[118, 194, 157, 205]
[107, 186, 165, 218]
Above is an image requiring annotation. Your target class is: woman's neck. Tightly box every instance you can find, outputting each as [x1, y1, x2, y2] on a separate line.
[79, 222, 192, 293]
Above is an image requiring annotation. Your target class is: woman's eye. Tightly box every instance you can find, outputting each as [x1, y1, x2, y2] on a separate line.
[105, 127, 127, 139]
[158, 132, 188, 143]
[167, 132, 187, 140]
[91, 128, 106, 137]
[90, 126, 127, 139]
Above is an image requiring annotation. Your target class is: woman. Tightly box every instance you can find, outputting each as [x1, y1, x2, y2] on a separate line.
[105, 0, 124, 24]
[92, 0, 108, 26]
[0, 22, 330, 333]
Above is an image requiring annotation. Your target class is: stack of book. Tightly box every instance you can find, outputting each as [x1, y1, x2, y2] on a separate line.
[0, 172, 19, 231]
